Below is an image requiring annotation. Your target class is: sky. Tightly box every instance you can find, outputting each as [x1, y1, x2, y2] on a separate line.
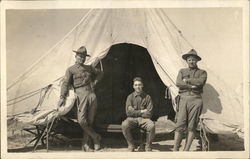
[6, 8, 243, 90]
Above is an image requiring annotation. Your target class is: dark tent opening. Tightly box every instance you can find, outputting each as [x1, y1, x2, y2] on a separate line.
[94, 43, 175, 127]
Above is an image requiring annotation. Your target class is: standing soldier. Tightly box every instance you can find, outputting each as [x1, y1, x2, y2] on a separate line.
[58, 46, 103, 152]
[173, 49, 207, 151]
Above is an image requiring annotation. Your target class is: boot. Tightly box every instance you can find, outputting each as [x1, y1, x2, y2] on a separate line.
[173, 131, 183, 151]
[183, 131, 195, 151]
[137, 143, 145, 152]
[82, 137, 94, 152]
[122, 129, 136, 152]
[82, 143, 94, 152]
[145, 130, 155, 152]
[93, 133, 101, 151]
[138, 129, 146, 152]
[128, 145, 136, 152]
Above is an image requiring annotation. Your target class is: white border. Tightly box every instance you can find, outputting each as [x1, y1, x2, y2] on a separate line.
[1, 0, 249, 159]
[1, 0, 248, 9]
[242, 0, 250, 154]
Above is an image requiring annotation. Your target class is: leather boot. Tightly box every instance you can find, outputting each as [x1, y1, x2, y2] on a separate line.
[138, 129, 146, 152]
[82, 144, 94, 152]
[122, 129, 136, 152]
[173, 131, 183, 151]
[82, 137, 94, 152]
[145, 130, 155, 152]
[93, 133, 101, 151]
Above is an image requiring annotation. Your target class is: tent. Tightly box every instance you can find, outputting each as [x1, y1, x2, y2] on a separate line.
[7, 9, 243, 137]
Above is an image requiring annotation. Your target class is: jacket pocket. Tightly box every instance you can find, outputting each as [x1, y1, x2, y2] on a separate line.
[73, 73, 83, 87]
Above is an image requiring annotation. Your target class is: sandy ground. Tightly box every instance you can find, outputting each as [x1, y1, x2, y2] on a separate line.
[7, 128, 244, 153]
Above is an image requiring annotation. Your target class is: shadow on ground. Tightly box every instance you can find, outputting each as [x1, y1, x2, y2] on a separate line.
[8, 145, 44, 152]
[7, 131, 244, 152]
[8, 132, 174, 152]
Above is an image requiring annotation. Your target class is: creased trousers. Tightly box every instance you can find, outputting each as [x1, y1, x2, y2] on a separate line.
[75, 86, 97, 144]
[175, 94, 203, 132]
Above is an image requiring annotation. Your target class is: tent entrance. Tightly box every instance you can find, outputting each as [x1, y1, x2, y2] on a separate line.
[95, 43, 175, 125]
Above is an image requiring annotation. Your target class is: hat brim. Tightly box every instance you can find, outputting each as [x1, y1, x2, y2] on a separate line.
[73, 50, 91, 57]
[182, 54, 201, 61]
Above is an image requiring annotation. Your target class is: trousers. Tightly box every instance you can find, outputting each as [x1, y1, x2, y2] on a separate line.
[75, 85, 97, 145]
[121, 117, 155, 147]
[175, 93, 203, 132]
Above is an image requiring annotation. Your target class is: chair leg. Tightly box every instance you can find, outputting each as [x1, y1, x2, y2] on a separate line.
[41, 135, 46, 147]
[33, 126, 47, 151]
[24, 137, 38, 147]
[46, 118, 57, 152]
[23, 127, 39, 147]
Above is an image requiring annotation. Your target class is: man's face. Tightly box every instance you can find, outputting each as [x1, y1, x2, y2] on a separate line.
[186, 56, 198, 68]
[133, 80, 143, 93]
[75, 54, 86, 64]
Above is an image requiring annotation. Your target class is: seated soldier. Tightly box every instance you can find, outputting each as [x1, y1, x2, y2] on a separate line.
[121, 77, 155, 152]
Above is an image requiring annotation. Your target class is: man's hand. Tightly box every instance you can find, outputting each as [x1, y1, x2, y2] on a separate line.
[140, 109, 147, 114]
[91, 80, 98, 89]
[128, 106, 134, 111]
[58, 98, 66, 107]
[93, 80, 98, 86]
[183, 78, 189, 83]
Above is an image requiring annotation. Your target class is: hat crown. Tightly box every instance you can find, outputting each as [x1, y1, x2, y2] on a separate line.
[73, 46, 90, 57]
[76, 46, 87, 53]
[182, 49, 201, 61]
[187, 49, 198, 56]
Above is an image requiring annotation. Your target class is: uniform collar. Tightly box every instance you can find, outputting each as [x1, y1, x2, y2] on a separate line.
[133, 91, 146, 98]
[75, 62, 84, 68]
[189, 66, 199, 71]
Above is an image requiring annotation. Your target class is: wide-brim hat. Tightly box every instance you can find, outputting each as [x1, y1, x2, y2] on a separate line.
[73, 46, 91, 57]
[182, 49, 201, 61]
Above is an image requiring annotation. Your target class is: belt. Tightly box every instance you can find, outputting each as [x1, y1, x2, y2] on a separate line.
[73, 82, 91, 89]
[74, 84, 92, 92]
[179, 91, 201, 96]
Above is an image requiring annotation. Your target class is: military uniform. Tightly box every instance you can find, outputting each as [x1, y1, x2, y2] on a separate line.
[60, 46, 103, 151]
[121, 91, 155, 151]
[173, 49, 207, 151]
[61, 63, 102, 127]
[175, 67, 207, 132]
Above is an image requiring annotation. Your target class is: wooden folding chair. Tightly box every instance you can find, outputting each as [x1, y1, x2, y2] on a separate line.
[22, 117, 58, 152]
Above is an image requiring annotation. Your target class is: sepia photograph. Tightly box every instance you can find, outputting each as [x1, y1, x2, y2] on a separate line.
[1, 0, 249, 159]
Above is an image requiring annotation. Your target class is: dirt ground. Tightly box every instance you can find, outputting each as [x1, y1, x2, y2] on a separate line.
[7, 128, 244, 152]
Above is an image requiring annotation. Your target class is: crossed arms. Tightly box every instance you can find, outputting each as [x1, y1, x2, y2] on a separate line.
[125, 94, 153, 119]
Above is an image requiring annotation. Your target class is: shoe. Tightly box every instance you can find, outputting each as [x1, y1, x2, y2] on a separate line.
[145, 145, 152, 152]
[137, 143, 145, 152]
[128, 145, 136, 152]
[82, 144, 94, 152]
[93, 134, 101, 151]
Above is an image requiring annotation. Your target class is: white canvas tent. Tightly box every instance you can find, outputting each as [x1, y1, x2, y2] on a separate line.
[7, 9, 243, 137]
